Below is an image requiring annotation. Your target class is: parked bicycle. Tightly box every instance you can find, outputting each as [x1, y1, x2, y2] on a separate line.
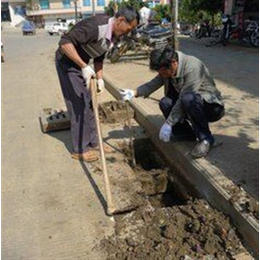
[206, 14, 233, 46]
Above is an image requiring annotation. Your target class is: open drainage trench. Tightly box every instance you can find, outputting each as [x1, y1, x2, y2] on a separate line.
[96, 101, 253, 260]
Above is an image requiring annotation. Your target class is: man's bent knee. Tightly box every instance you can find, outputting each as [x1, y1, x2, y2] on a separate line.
[181, 92, 196, 107]
[159, 96, 174, 110]
[159, 97, 174, 118]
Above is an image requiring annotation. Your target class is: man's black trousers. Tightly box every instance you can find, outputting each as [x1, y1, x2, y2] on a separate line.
[159, 88, 224, 142]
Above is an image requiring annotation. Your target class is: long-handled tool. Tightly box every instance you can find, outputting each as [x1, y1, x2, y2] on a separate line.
[90, 77, 115, 216]
[126, 101, 136, 168]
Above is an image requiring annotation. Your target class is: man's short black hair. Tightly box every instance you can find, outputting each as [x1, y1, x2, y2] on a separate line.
[149, 46, 178, 71]
[115, 6, 140, 25]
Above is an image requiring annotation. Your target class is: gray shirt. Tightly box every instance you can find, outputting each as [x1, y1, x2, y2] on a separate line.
[136, 51, 224, 125]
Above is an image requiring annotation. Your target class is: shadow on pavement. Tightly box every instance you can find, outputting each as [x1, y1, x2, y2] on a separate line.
[208, 133, 259, 200]
[179, 37, 259, 97]
[49, 130, 73, 153]
[79, 161, 107, 213]
[49, 129, 108, 213]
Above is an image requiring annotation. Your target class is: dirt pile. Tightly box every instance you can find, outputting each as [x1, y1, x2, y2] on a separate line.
[97, 138, 254, 259]
[99, 199, 253, 260]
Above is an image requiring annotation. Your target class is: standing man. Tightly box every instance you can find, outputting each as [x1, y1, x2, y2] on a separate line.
[139, 3, 151, 26]
[56, 7, 139, 162]
[120, 46, 224, 158]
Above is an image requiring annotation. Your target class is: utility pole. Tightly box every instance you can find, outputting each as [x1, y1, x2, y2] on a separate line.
[175, 0, 178, 27]
[170, 0, 178, 50]
[74, 0, 78, 22]
[92, 0, 95, 16]
[113, 1, 118, 14]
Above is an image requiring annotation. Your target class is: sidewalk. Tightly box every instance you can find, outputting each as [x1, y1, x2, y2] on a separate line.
[103, 38, 259, 253]
[104, 36, 259, 200]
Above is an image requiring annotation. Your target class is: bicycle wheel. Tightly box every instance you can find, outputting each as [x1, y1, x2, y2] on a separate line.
[250, 31, 259, 47]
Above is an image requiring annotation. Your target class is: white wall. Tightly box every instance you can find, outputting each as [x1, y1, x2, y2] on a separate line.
[9, 3, 26, 27]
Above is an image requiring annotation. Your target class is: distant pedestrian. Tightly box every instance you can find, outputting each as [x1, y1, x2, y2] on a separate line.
[139, 4, 151, 26]
[120, 46, 224, 158]
[56, 7, 139, 162]
[139, 3, 156, 27]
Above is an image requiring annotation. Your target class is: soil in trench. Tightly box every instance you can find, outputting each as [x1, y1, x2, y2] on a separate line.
[97, 140, 253, 260]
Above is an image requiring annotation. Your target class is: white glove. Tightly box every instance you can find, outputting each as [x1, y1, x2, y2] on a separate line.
[159, 122, 172, 142]
[82, 65, 95, 87]
[97, 78, 105, 94]
[120, 89, 135, 101]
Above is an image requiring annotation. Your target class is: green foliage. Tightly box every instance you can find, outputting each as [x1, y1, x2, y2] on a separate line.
[179, 0, 223, 25]
[179, 0, 200, 24]
[104, 0, 144, 16]
[104, 1, 116, 16]
[25, 0, 33, 10]
[195, 0, 222, 15]
[153, 4, 171, 22]
[103, 0, 223, 25]
[120, 0, 144, 10]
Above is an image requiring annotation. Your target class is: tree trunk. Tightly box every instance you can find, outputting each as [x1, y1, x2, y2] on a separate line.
[211, 14, 214, 26]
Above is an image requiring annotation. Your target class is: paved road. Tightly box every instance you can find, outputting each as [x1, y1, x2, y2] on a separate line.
[2, 28, 113, 259]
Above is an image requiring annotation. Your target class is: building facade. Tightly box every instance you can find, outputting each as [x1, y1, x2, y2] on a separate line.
[26, 0, 110, 27]
[1, 0, 27, 26]
[1, 0, 110, 27]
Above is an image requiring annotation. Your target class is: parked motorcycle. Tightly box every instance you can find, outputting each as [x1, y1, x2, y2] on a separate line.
[195, 20, 212, 39]
[243, 20, 259, 47]
[206, 14, 259, 47]
[107, 23, 172, 63]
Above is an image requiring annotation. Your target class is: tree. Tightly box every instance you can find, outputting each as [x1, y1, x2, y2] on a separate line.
[179, 0, 223, 25]
[26, 0, 34, 10]
[153, 4, 171, 22]
[26, 0, 40, 11]
[195, 0, 222, 16]
[179, 0, 201, 24]
[120, 0, 143, 11]
[104, 0, 144, 17]
[104, 1, 117, 16]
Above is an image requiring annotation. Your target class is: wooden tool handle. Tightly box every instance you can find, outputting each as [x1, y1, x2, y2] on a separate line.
[90, 78, 115, 215]
[126, 102, 136, 168]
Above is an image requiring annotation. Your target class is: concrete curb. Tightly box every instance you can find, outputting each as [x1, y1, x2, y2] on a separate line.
[103, 75, 259, 256]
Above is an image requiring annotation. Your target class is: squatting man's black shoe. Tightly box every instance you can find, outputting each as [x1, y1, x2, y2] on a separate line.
[190, 139, 223, 159]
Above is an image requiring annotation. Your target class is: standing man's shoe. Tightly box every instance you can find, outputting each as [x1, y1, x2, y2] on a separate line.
[71, 150, 99, 162]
